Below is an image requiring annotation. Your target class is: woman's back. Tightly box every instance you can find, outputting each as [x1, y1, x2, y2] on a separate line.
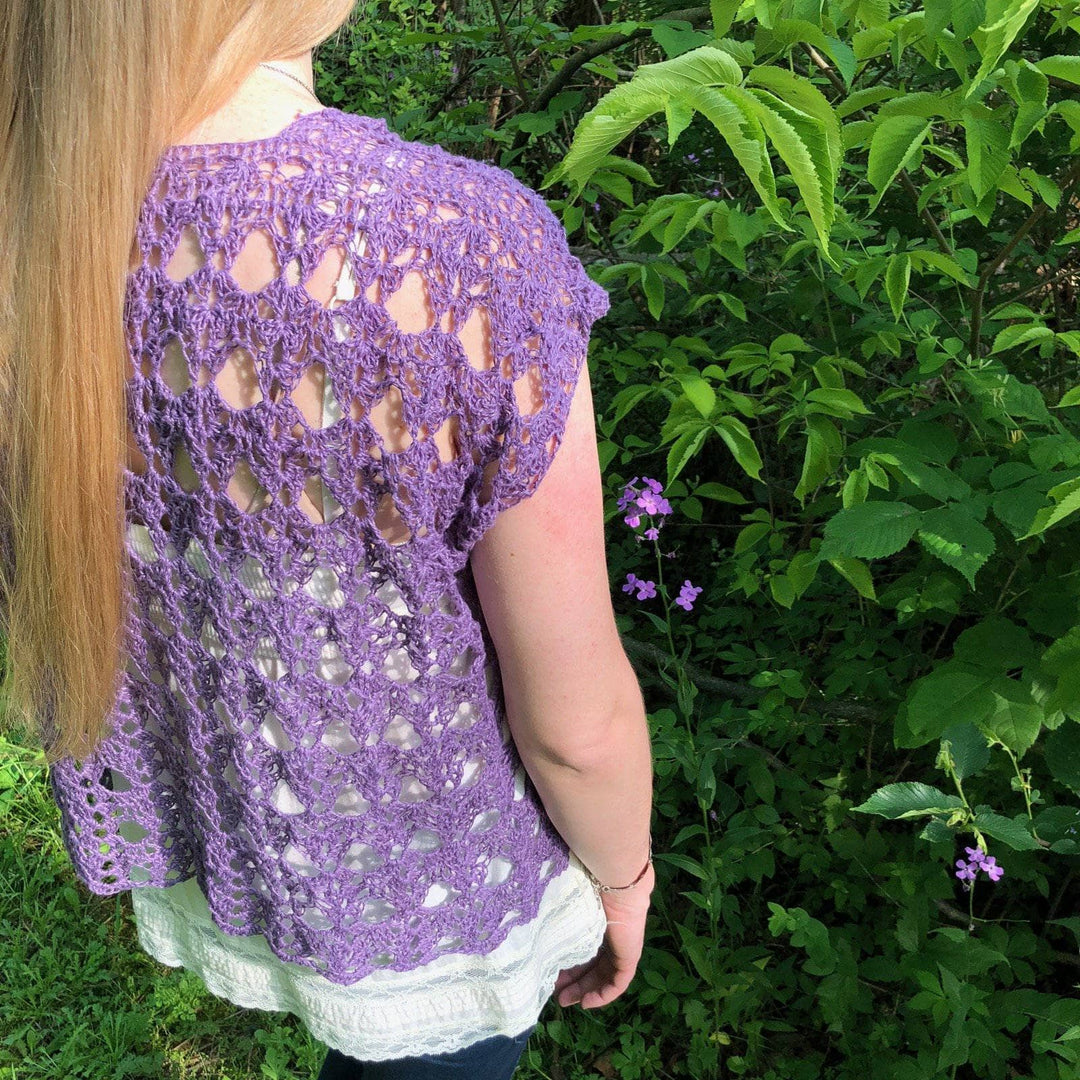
[47, 104, 610, 984]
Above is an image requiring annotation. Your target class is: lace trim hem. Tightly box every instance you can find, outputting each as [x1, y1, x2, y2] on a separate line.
[130, 851, 607, 1061]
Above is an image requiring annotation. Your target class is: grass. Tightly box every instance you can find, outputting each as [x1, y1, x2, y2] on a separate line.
[0, 730, 607, 1080]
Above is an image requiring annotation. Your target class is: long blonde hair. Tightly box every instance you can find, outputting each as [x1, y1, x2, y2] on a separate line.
[0, 0, 358, 765]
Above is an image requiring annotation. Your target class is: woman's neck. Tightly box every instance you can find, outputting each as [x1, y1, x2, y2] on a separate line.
[173, 50, 320, 148]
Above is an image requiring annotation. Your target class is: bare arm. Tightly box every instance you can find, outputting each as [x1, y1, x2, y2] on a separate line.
[469, 363, 654, 890]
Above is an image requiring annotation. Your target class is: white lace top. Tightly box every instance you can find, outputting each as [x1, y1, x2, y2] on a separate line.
[130, 850, 607, 1061]
[123, 483, 610, 1062]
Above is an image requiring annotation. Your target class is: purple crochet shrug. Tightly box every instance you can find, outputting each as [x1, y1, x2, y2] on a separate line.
[46, 107, 609, 985]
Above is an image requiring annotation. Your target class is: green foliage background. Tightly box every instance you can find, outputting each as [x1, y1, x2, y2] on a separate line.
[8, 0, 1080, 1075]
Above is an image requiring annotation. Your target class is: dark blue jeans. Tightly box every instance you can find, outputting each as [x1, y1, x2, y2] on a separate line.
[316, 1025, 537, 1080]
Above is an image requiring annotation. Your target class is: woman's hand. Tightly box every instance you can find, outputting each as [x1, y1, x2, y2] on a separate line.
[553, 864, 654, 1009]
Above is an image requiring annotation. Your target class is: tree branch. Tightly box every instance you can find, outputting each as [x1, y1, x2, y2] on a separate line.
[969, 158, 1080, 358]
[510, 6, 711, 154]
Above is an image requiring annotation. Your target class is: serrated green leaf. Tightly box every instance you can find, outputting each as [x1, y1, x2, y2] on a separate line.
[695, 482, 749, 503]
[735, 520, 772, 553]
[787, 550, 820, 595]
[917, 505, 996, 587]
[990, 323, 1054, 353]
[867, 116, 932, 210]
[1042, 627, 1080, 717]
[770, 574, 796, 607]
[964, 114, 1010, 201]
[851, 781, 963, 818]
[820, 501, 921, 560]
[842, 467, 870, 507]
[828, 557, 877, 599]
[545, 44, 746, 195]
[905, 667, 996, 746]
[972, 810, 1041, 850]
[676, 372, 717, 418]
[806, 388, 870, 415]
[660, 96, 695, 147]
[641, 263, 665, 319]
[795, 415, 843, 501]
[666, 425, 710, 484]
[979, 686, 1043, 757]
[710, 0, 743, 37]
[885, 253, 911, 321]
[1021, 475, 1080, 538]
[967, 0, 1041, 97]
[733, 85, 835, 246]
[1036, 55, 1080, 84]
[716, 415, 764, 479]
[908, 250, 977, 287]
[940, 722, 991, 780]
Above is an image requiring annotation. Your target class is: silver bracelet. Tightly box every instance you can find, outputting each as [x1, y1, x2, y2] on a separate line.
[586, 837, 654, 893]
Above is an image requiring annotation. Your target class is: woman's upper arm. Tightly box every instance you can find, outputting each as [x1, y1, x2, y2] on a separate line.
[468, 362, 637, 765]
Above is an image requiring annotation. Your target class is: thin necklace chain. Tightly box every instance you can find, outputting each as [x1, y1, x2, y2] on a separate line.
[258, 62, 320, 103]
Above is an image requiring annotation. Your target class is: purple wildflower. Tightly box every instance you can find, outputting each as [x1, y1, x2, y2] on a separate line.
[685, 153, 698, 163]
[617, 478, 641, 512]
[954, 845, 1004, 890]
[622, 572, 639, 595]
[619, 477, 672, 529]
[592, 201, 601, 212]
[955, 859, 977, 883]
[674, 580, 702, 611]
[634, 578, 657, 600]
[644, 527, 659, 541]
[636, 491, 661, 514]
[636, 490, 673, 516]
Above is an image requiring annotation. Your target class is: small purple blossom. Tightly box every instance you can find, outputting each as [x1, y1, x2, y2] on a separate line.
[644, 527, 659, 541]
[636, 490, 673, 516]
[633, 578, 657, 600]
[622, 572, 640, 595]
[955, 859, 977, 883]
[954, 845, 1004, 890]
[619, 477, 672, 529]
[592, 201, 601, 212]
[675, 579, 703, 611]
[616, 477, 641, 512]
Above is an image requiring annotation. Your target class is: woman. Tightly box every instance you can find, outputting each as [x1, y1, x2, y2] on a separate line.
[0, 3, 655, 1078]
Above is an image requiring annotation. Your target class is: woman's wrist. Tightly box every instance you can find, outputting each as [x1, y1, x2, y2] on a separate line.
[583, 838, 654, 895]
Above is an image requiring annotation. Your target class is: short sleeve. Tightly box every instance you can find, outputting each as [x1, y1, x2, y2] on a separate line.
[453, 177, 609, 547]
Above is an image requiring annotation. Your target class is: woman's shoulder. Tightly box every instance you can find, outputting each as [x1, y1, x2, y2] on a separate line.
[326, 110, 558, 227]
[159, 105, 553, 223]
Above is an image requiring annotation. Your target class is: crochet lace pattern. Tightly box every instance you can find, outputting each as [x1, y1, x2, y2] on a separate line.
[46, 107, 609, 984]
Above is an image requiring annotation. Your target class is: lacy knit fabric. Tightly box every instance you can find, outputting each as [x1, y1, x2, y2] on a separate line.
[129, 854, 606, 1060]
[46, 106, 610, 986]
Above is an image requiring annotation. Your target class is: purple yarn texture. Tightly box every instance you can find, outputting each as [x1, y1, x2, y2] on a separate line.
[46, 107, 609, 984]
